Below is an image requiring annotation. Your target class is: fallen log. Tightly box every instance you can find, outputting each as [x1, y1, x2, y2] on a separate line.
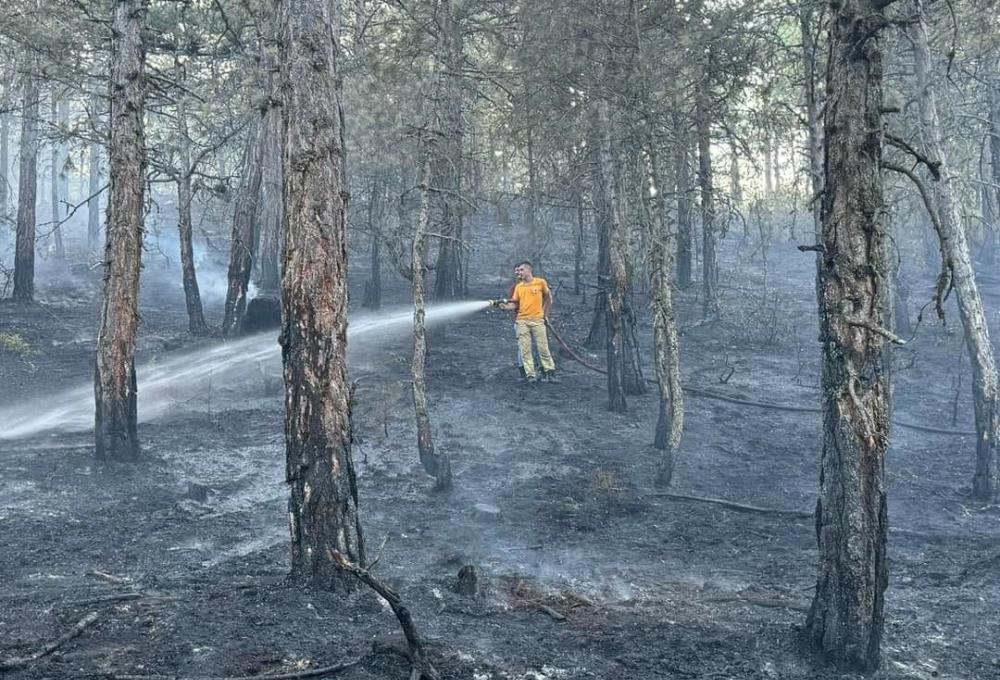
[649, 492, 813, 520]
[0, 611, 99, 670]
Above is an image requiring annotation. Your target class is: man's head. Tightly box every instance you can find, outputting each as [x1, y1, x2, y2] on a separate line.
[514, 261, 533, 282]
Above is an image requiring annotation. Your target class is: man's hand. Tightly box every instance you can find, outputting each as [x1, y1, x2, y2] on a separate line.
[500, 302, 516, 312]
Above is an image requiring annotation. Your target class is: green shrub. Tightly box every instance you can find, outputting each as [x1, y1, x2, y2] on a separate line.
[0, 332, 40, 358]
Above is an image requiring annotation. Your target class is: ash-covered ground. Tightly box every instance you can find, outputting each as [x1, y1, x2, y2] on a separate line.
[1, 235, 998, 680]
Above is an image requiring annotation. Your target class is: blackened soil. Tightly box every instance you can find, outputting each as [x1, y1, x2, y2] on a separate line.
[1, 241, 999, 680]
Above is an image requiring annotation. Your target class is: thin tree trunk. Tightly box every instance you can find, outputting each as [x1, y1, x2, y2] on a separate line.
[254, 43, 283, 297]
[910, 3, 1000, 501]
[49, 91, 64, 259]
[647, 147, 683, 486]
[526, 89, 540, 268]
[363, 175, 382, 310]
[807, 0, 894, 670]
[13, 52, 39, 302]
[574, 187, 585, 295]
[413, 157, 451, 489]
[222, 123, 263, 338]
[631, 0, 683, 484]
[432, 0, 465, 299]
[280, 0, 365, 586]
[88, 91, 102, 251]
[696, 76, 718, 319]
[986, 80, 1000, 266]
[0, 116, 7, 225]
[799, 0, 823, 240]
[728, 132, 742, 205]
[594, 99, 627, 413]
[176, 100, 208, 336]
[675, 130, 693, 288]
[94, 0, 148, 461]
[1, 74, 10, 224]
[584, 104, 611, 350]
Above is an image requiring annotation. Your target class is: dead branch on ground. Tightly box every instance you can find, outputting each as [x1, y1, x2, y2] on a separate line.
[328, 550, 438, 680]
[0, 611, 99, 670]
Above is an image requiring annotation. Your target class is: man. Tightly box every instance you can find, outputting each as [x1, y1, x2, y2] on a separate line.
[500, 261, 559, 383]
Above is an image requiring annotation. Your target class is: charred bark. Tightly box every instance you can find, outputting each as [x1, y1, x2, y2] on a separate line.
[176, 100, 208, 336]
[432, 0, 465, 300]
[413, 157, 451, 489]
[799, 0, 823, 240]
[696, 73, 718, 320]
[574, 187, 585, 296]
[363, 175, 382, 310]
[675, 131, 693, 289]
[280, 0, 365, 586]
[13, 52, 39, 302]
[807, 0, 894, 670]
[88, 91, 103, 251]
[222, 123, 263, 338]
[254, 44, 283, 297]
[909, 3, 1000, 502]
[95, 0, 148, 462]
[597, 101, 627, 413]
[49, 92, 64, 259]
[632, 2, 682, 485]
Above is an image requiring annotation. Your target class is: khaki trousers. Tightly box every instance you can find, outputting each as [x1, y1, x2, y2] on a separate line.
[515, 319, 555, 378]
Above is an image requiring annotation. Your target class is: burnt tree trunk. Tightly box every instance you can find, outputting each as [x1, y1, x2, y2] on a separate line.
[910, 3, 1000, 502]
[432, 0, 465, 300]
[94, 0, 148, 462]
[632, 3, 682, 485]
[280, 0, 365, 585]
[0, 66, 10, 224]
[594, 99, 627, 412]
[584, 104, 611, 350]
[363, 175, 382, 310]
[987, 80, 1000, 266]
[574, 186, 585, 296]
[222, 123, 263, 338]
[88, 90, 103, 251]
[799, 0, 823, 240]
[49, 92, 64, 259]
[696, 70, 718, 320]
[675, 127, 693, 289]
[806, 0, 894, 670]
[176, 100, 208, 336]
[254, 44, 283, 297]
[13, 52, 39, 302]
[413, 157, 451, 489]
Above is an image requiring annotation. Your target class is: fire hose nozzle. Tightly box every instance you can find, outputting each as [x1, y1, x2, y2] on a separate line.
[487, 298, 511, 308]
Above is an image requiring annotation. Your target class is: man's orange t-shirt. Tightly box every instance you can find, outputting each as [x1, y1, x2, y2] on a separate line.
[512, 277, 550, 320]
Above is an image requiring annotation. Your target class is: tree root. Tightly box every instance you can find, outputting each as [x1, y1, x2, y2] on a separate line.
[649, 491, 813, 519]
[0, 611, 99, 670]
[328, 550, 438, 680]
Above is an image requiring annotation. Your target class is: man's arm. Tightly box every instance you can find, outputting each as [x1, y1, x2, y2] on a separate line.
[542, 285, 553, 318]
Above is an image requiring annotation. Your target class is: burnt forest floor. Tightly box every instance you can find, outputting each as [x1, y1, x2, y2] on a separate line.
[1, 237, 999, 680]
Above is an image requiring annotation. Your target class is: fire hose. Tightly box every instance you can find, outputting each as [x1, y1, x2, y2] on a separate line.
[537, 314, 974, 437]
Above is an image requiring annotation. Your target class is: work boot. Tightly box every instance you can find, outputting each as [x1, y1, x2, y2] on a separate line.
[525, 373, 538, 384]
[543, 369, 561, 384]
